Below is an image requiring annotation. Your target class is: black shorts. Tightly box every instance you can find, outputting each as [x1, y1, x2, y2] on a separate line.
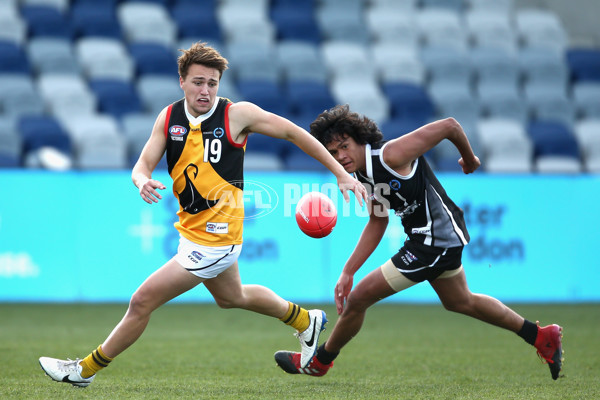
[390, 241, 463, 283]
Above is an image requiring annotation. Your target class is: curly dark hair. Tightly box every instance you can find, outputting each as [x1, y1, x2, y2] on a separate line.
[310, 104, 383, 146]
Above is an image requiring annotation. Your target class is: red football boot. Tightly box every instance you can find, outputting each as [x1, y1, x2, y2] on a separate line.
[274, 351, 333, 377]
[534, 322, 564, 380]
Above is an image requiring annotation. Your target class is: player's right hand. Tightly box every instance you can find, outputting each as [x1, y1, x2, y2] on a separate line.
[139, 179, 166, 204]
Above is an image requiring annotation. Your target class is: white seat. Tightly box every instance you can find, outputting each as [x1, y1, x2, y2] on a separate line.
[37, 73, 97, 118]
[515, 9, 569, 51]
[217, 0, 272, 44]
[136, 75, 182, 115]
[524, 83, 575, 127]
[75, 37, 135, 81]
[27, 37, 81, 75]
[121, 112, 155, 163]
[466, 0, 514, 13]
[316, 3, 369, 43]
[421, 45, 472, 87]
[535, 156, 582, 174]
[331, 77, 390, 125]
[0, 13, 27, 45]
[371, 43, 425, 84]
[470, 47, 519, 87]
[0, 74, 45, 118]
[416, 8, 468, 49]
[519, 46, 569, 88]
[226, 41, 281, 83]
[277, 40, 328, 83]
[574, 119, 600, 172]
[117, 2, 177, 46]
[321, 41, 377, 80]
[572, 82, 600, 120]
[477, 81, 528, 123]
[465, 10, 518, 52]
[61, 114, 128, 169]
[476, 118, 533, 173]
[365, 8, 418, 46]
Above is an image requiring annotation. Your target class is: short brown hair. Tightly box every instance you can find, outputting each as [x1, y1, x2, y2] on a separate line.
[177, 42, 228, 80]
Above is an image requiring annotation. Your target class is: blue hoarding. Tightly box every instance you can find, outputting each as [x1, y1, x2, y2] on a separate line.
[1, 170, 599, 303]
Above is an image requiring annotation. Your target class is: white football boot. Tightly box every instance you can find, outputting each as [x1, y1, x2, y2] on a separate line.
[39, 357, 95, 388]
[295, 309, 328, 368]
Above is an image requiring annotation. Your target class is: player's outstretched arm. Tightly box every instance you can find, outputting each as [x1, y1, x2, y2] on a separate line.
[228, 102, 367, 205]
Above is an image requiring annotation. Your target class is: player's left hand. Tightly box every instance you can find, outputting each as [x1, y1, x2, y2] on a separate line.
[458, 155, 481, 174]
[334, 272, 354, 315]
[337, 175, 367, 207]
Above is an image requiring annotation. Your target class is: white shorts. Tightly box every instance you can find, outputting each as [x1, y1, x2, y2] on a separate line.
[174, 235, 242, 279]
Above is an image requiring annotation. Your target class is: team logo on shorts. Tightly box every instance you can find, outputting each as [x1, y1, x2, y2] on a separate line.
[188, 250, 205, 264]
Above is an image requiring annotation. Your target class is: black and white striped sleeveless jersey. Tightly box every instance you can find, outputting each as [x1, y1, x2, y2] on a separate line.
[355, 142, 469, 248]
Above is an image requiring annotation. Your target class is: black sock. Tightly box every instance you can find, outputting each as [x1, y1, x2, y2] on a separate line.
[517, 319, 538, 346]
[315, 342, 339, 365]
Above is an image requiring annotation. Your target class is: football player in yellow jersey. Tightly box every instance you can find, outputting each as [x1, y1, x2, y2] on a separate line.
[39, 42, 367, 387]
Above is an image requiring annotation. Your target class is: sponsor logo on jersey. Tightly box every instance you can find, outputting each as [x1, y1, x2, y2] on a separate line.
[206, 222, 229, 234]
[411, 227, 431, 235]
[389, 179, 401, 191]
[170, 125, 187, 141]
[213, 127, 224, 138]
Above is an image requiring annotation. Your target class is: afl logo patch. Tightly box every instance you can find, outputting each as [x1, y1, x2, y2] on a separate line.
[170, 125, 187, 136]
[213, 127, 224, 138]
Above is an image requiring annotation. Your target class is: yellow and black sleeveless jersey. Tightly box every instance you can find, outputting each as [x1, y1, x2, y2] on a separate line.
[164, 97, 247, 246]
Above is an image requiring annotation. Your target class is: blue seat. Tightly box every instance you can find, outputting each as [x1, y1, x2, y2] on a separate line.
[285, 81, 335, 120]
[567, 48, 600, 82]
[271, 3, 321, 44]
[71, 2, 122, 39]
[20, 5, 73, 39]
[128, 43, 178, 77]
[237, 80, 289, 117]
[283, 146, 328, 171]
[382, 83, 435, 124]
[0, 41, 30, 74]
[0, 153, 20, 167]
[527, 121, 579, 159]
[89, 79, 143, 119]
[18, 115, 72, 155]
[171, 2, 221, 42]
[379, 118, 424, 141]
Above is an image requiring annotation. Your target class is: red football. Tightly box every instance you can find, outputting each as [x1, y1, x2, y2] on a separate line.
[295, 192, 337, 238]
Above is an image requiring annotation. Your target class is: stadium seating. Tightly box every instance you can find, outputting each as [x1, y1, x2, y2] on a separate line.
[277, 40, 328, 83]
[477, 118, 533, 173]
[75, 37, 135, 81]
[89, 78, 144, 119]
[567, 48, 600, 82]
[117, 2, 177, 47]
[527, 120, 581, 173]
[0, 73, 45, 118]
[0, 41, 31, 74]
[0, 116, 22, 167]
[0, 0, 596, 173]
[270, 1, 320, 44]
[136, 75, 182, 115]
[27, 37, 81, 75]
[70, 1, 122, 39]
[37, 73, 97, 118]
[574, 119, 600, 172]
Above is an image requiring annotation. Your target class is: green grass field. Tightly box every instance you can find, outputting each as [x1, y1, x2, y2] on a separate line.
[1, 303, 598, 400]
